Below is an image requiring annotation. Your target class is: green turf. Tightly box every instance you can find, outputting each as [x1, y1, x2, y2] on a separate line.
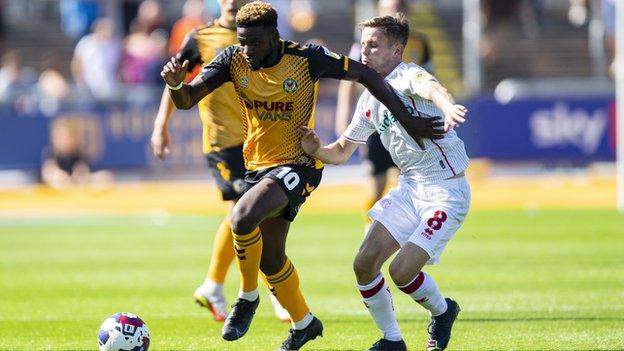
[1, 210, 623, 350]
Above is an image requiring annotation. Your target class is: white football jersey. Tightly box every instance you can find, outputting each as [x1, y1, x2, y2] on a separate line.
[343, 62, 469, 182]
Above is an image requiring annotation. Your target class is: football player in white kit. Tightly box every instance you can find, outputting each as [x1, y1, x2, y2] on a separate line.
[300, 14, 469, 351]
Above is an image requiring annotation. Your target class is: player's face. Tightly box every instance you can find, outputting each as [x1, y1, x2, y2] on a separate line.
[237, 26, 276, 70]
[360, 27, 401, 75]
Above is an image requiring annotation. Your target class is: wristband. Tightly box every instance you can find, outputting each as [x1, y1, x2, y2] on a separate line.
[167, 82, 184, 91]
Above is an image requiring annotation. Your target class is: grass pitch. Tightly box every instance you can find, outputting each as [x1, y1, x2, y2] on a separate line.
[1, 210, 623, 350]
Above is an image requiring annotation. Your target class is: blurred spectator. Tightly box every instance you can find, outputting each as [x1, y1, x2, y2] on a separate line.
[60, 0, 100, 41]
[71, 17, 122, 100]
[36, 54, 70, 116]
[169, 0, 206, 55]
[567, 0, 589, 27]
[41, 118, 113, 191]
[120, 19, 167, 85]
[0, 50, 37, 103]
[482, 0, 540, 38]
[136, 0, 166, 34]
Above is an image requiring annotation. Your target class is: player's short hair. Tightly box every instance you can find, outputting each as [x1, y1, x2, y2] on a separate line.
[359, 13, 409, 47]
[236, 1, 278, 28]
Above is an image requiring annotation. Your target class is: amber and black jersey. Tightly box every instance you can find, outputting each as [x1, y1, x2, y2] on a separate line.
[198, 40, 349, 171]
[176, 20, 243, 154]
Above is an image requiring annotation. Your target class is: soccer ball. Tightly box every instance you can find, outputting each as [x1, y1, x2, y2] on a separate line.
[97, 312, 150, 351]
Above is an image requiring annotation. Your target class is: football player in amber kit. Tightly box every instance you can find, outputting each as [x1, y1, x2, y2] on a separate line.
[161, 1, 443, 349]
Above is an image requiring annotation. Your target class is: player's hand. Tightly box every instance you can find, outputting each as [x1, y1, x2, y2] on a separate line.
[151, 126, 171, 160]
[443, 104, 467, 132]
[298, 126, 321, 155]
[401, 115, 445, 150]
[160, 57, 188, 87]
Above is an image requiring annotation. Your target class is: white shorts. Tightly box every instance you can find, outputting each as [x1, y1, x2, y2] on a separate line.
[368, 175, 471, 265]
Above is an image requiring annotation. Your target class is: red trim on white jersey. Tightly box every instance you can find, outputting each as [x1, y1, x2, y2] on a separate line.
[408, 96, 456, 176]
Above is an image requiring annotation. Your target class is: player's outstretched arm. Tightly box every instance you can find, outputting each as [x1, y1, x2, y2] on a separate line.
[343, 60, 444, 149]
[151, 87, 177, 160]
[299, 126, 358, 165]
[420, 80, 468, 132]
[160, 57, 209, 109]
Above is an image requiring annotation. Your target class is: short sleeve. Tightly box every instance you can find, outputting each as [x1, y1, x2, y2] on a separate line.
[407, 65, 437, 97]
[348, 42, 361, 61]
[175, 30, 202, 70]
[305, 44, 349, 80]
[199, 45, 234, 92]
[342, 93, 376, 143]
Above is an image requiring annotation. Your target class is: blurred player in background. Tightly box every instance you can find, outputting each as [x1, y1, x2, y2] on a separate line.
[335, 0, 434, 231]
[301, 13, 469, 351]
[151, 0, 288, 323]
[161, 1, 443, 349]
[42, 119, 114, 191]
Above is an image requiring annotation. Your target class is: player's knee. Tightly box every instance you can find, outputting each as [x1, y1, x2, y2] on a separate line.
[353, 251, 380, 282]
[388, 259, 419, 286]
[230, 205, 257, 234]
[260, 254, 285, 276]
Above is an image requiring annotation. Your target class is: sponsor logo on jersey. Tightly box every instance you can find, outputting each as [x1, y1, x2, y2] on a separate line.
[378, 110, 397, 132]
[377, 103, 419, 132]
[283, 78, 297, 93]
[253, 100, 294, 121]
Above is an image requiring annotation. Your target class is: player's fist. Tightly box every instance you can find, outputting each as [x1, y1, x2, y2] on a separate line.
[443, 104, 467, 132]
[299, 126, 321, 155]
[151, 126, 171, 160]
[160, 57, 188, 87]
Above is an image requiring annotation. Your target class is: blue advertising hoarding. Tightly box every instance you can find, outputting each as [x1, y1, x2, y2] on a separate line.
[458, 96, 616, 161]
[0, 95, 617, 172]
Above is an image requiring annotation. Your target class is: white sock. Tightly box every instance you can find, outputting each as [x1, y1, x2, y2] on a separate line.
[397, 272, 447, 316]
[200, 280, 224, 302]
[292, 312, 313, 330]
[238, 289, 259, 302]
[202, 279, 222, 294]
[357, 273, 402, 342]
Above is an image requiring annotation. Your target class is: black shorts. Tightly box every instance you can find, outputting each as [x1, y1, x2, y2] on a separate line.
[205, 145, 249, 201]
[245, 165, 323, 222]
[366, 133, 397, 176]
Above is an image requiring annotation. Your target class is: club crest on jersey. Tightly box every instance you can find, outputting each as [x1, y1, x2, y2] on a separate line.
[240, 76, 249, 88]
[283, 78, 297, 93]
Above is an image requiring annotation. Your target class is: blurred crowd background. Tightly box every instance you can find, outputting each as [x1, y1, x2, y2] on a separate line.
[0, 0, 617, 186]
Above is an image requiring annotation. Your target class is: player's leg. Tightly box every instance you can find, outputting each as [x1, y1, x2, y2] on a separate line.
[260, 165, 324, 350]
[195, 146, 246, 321]
[222, 177, 289, 341]
[363, 133, 397, 229]
[260, 274, 291, 322]
[354, 221, 406, 351]
[193, 202, 235, 322]
[390, 243, 459, 351]
[259, 217, 314, 326]
[391, 177, 470, 351]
